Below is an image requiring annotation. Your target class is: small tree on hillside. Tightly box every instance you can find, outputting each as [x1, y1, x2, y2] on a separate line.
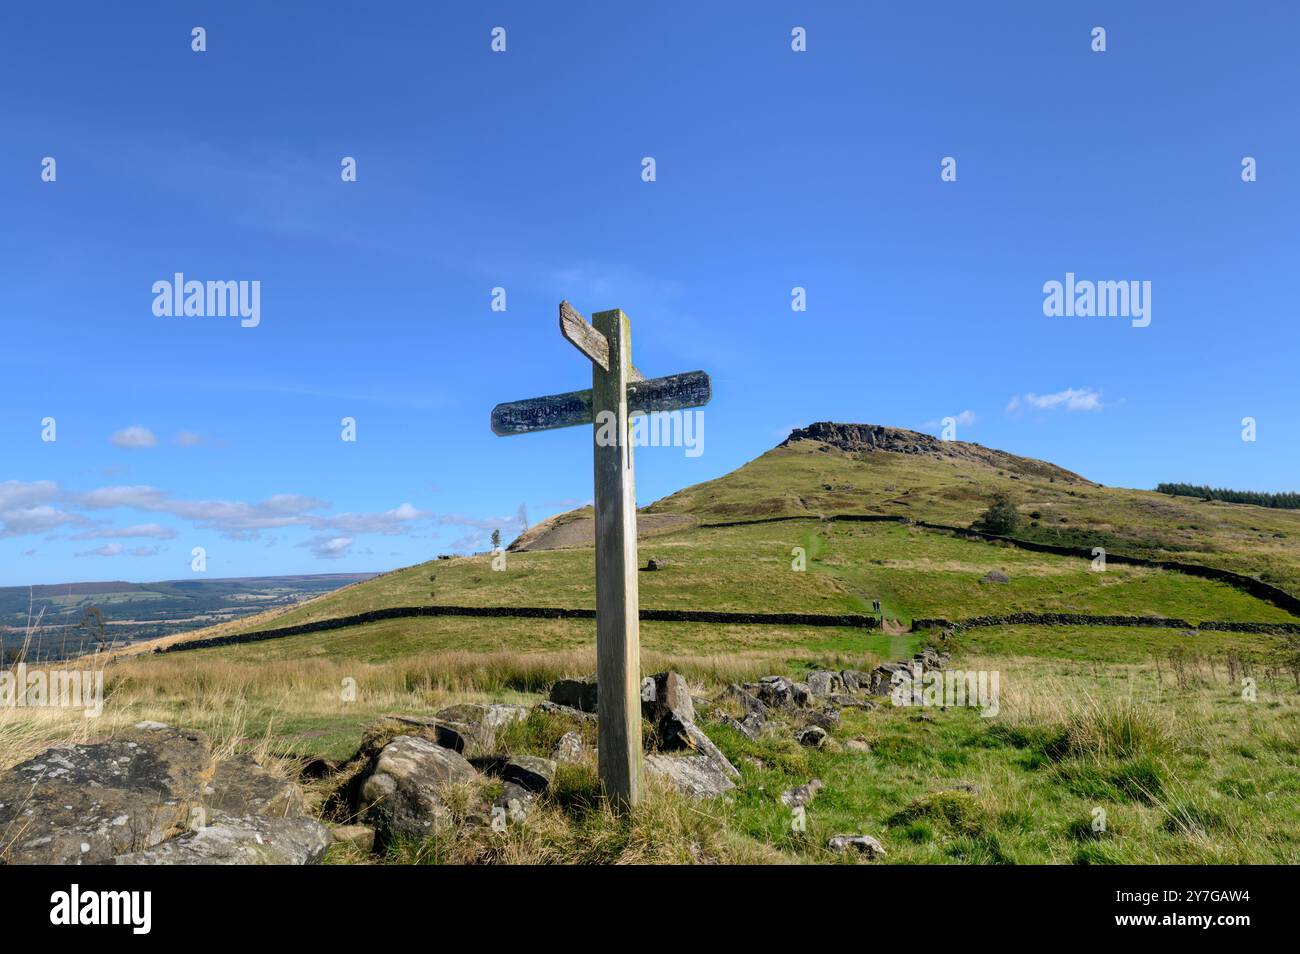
[491, 528, 502, 551]
[973, 493, 1020, 535]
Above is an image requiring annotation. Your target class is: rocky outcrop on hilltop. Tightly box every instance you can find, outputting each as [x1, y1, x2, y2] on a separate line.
[781, 422, 1092, 484]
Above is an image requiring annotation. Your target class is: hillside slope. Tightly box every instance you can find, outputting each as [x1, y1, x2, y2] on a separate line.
[649, 424, 1300, 594]
[128, 424, 1300, 656]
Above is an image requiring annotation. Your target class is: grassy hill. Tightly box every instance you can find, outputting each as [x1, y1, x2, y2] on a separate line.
[127, 422, 1300, 645]
[6, 424, 1300, 864]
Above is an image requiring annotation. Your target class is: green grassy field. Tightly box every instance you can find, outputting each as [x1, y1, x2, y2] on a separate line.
[44, 616, 1295, 865]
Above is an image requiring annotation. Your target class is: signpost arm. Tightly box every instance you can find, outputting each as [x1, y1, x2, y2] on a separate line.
[590, 307, 642, 812]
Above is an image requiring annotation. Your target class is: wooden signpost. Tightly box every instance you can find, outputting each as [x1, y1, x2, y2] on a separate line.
[491, 302, 711, 812]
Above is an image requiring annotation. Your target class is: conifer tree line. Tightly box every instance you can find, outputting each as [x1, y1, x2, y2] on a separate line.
[1156, 483, 1300, 510]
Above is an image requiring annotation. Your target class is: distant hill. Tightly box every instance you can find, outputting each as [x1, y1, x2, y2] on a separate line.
[1, 573, 376, 659]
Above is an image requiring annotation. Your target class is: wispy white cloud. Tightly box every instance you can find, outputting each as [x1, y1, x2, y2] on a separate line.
[69, 523, 177, 541]
[0, 482, 84, 538]
[0, 480, 59, 510]
[298, 535, 354, 559]
[2, 477, 519, 560]
[75, 543, 123, 557]
[1008, 387, 1105, 413]
[448, 531, 489, 552]
[922, 410, 976, 430]
[435, 511, 527, 533]
[110, 426, 158, 449]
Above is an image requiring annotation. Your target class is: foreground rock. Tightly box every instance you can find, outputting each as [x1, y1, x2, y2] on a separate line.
[430, 703, 529, 756]
[658, 714, 740, 779]
[806, 671, 844, 697]
[493, 782, 535, 825]
[641, 671, 695, 725]
[330, 824, 376, 852]
[204, 754, 304, 818]
[827, 833, 886, 858]
[0, 722, 324, 865]
[720, 684, 770, 721]
[720, 713, 765, 741]
[780, 779, 824, 808]
[750, 676, 813, 710]
[358, 735, 478, 840]
[501, 755, 556, 794]
[0, 723, 213, 864]
[534, 701, 597, 726]
[114, 813, 330, 865]
[644, 754, 736, 799]
[795, 726, 828, 748]
[551, 731, 588, 764]
[839, 670, 871, 692]
[549, 676, 598, 713]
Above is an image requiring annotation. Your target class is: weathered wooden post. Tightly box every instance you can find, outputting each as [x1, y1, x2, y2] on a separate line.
[490, 302, 711, 812]
[589, 308, 641, 810]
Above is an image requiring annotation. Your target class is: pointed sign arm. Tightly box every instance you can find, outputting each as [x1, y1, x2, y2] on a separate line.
[559, 301, 644, 383]
[490, 371, 711, 436]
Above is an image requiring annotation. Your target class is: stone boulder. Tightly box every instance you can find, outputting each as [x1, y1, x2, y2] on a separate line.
[428, 703, 529, 756]
[802, 707, 842, 732]
[0, 722, 212, 865]
[719, 684, 770, 721]
[795, 726, 828, 748]
[720, 713, 764, 741]
[549, 676, 598, 713]
[657, 715, 739, 779]
[644, 754, 736, 799]
[114, 813, 330, 865]
[0, 722, 324, 866]
[501, 755, 556, 795]
[806, 670, 844, 697]
[790, 681, 814, 708]
[203, 754, 304, 819]
[840, 670, 871, 692]
[914, 648, 950, 671]
[869, 662, 912, 696]
[780, 779, 824, 808]
[358, 735, 478, 840]
[551, 731, 588, 764]
[641, 671, 695, 725]
[533, 701, 597, 724]
[753, 676, 812, 710]
[827, 833, 886, 858]
[492, 782, 535, 825]
[330, 824, 376, 852]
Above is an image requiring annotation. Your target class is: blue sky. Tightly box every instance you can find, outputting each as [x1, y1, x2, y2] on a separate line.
[2, 2, 1297, 586]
